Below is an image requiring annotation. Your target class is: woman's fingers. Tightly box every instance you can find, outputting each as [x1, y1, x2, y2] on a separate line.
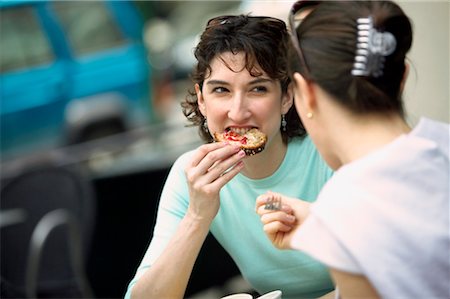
[263, 220, 293, 235]
[186, 143, 243, 185]
[189, 142, 230, 167]
[256, 193, 293, 215]
[188, 143, 242, 176]
[260, 210, 296, 226]
[255, 192, 312, 249]
[259, 209, 297, 249]
[185, 142, 246, 206]
[203, 149, 245, 180]
[208, 160, 245, 190]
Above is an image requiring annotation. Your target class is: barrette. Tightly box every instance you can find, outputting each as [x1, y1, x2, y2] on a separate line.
[351, 16, 397, 78]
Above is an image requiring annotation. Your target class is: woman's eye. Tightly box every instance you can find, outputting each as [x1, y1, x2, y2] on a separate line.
[251, 86, 268, 93]
[212, 87, 229, 93]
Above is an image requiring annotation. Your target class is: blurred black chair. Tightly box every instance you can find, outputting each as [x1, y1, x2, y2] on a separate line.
[0, 166, 95, 298]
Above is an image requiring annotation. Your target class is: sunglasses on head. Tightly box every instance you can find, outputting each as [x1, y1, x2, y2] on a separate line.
[206, 14, 286, 31]
[289, 1, 321, 78]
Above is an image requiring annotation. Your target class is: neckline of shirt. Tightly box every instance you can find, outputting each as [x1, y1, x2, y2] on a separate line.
[235, 138, 299, 188]
[337, 117, 429, 175]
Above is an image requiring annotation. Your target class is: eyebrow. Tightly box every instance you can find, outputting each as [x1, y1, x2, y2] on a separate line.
[205, 78, 274, 86]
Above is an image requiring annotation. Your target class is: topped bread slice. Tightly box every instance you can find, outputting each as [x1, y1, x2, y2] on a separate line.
[213, 128, 267, 156]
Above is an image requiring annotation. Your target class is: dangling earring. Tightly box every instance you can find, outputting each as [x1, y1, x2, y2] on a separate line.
[281, 114, 287, 131]
[203, 117, 209, 132]
[306, 112, 313, 119]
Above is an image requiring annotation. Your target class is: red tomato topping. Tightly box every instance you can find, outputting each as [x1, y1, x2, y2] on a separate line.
[225, 131, 247, 144]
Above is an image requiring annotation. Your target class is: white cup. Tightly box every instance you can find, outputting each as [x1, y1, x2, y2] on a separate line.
[220, 293, 253, 299]
[256, 290, 282, 299]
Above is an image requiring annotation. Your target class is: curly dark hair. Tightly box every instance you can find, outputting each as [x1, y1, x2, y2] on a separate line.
[181, 14, 306, 143]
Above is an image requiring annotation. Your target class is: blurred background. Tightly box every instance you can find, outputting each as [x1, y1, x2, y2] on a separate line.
[0, 1, 448, 298]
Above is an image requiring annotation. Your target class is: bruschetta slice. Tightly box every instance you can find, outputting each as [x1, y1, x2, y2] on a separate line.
[214, 128, 267, 156]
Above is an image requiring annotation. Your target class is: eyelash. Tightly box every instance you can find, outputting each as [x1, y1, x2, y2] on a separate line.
[212, 87, 229, 93]
[211, 86, 268, 94]
[251, 86, 267, 93]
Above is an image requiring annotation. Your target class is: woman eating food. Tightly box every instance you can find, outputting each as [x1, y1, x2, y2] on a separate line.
[125, 14, 335, 299]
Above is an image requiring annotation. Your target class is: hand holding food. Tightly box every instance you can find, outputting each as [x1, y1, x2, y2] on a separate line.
[255, 191, 311, 249]
[185, 142, 245, 223]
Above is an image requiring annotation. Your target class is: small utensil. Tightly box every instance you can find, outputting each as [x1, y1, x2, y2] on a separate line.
[264, 195, 282, 211]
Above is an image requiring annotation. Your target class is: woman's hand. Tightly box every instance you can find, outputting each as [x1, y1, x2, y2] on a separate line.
[255, 191, 311, 249]
[185, 142, 245, 223]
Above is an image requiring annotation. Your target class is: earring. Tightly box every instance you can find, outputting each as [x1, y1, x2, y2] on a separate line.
[306, 112, 313, 119]
[203, 118, 209, 132]
[281, 114, 287, 131]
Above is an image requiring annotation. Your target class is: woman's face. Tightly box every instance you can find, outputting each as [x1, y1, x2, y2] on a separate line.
[196, 51, 292, 154]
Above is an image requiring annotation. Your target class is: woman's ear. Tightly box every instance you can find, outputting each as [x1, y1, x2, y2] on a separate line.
[293, 72, 316, 113]
[195, 83, 206, 116]
[281, 82, 294, 114]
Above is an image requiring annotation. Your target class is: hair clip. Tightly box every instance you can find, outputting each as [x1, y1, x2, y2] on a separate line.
[351, 16, 397, 78]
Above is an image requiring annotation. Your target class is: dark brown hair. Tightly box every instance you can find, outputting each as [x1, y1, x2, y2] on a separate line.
[288, 1, 413, 116]
[181, 15, 306, 143]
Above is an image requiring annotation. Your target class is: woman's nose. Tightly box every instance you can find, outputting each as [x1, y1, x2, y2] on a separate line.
[227, 94, 251, 121]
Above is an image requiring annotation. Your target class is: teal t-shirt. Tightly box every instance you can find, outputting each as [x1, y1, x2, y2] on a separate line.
[125, 136, 334, 299]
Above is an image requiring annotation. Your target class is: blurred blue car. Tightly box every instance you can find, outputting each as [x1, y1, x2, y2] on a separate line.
[0, 0, 153, 159]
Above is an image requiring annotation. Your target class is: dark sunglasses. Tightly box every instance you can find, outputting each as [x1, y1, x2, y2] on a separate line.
[206, 14, 287, 31]
[289, 1, 321, 78]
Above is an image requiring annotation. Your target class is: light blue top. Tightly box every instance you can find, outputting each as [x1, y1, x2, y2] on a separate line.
[125, 136, 334, 299]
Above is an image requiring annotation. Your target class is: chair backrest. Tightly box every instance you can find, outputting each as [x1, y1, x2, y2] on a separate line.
[0, 166, 95, 298]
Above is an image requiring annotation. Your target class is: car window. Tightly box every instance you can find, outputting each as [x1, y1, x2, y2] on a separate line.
[51, 1, 127, 57]
[0, 6, 54, 73]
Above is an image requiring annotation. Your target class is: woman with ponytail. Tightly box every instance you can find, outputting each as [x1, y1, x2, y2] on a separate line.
[257, 1, 449, 298]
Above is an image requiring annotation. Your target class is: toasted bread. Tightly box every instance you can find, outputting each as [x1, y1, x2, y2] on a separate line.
[213, 128, 267, 156]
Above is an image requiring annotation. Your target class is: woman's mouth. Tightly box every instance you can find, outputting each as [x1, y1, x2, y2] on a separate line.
[225, 127, 257, 135]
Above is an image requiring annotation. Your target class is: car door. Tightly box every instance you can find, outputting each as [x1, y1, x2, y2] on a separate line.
[0, 2, 69, 157]
[50, 1, 151, 124]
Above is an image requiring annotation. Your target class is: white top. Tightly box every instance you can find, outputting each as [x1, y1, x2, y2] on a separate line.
[291, 118, 450, 298]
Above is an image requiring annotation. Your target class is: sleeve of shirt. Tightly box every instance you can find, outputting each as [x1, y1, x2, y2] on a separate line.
[124, 152, 192, 299]
[289, 176, 368, 276]
[290, 212, 361, 274]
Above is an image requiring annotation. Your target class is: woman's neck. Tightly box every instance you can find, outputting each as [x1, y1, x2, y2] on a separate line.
[332, 113, 411, 166]
[240, 133, 287, 179]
